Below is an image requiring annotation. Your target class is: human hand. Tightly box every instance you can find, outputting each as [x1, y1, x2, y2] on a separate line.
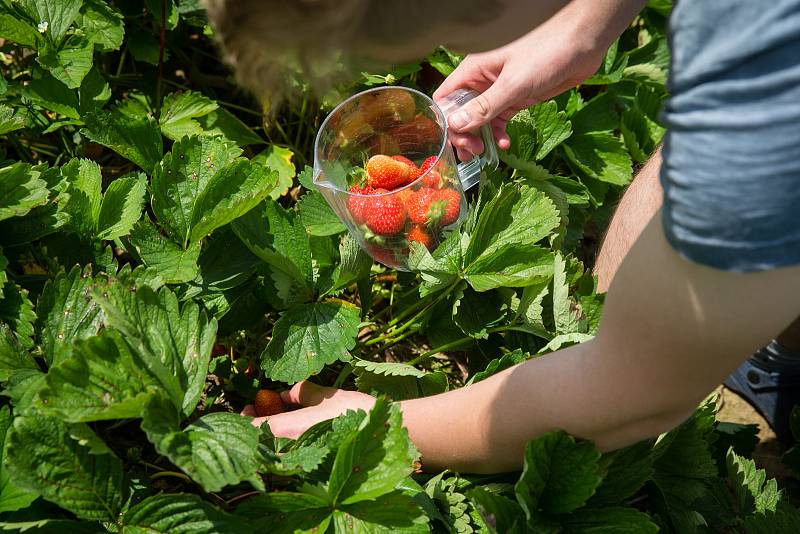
[240, 381, 376, 438]
[434, 0, 643, 161]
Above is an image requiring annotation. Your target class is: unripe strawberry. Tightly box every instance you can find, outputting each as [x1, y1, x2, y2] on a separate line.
[366, 155, 411, 190]
[255, 389, 285, 417]
[365, 190, 406, 236]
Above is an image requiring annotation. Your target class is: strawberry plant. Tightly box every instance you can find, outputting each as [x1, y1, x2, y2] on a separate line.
[0, 1, 798, 532]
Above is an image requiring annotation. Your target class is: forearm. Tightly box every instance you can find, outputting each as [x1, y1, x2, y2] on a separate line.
[401, 213, 800, 473]
[555, 0, 648, 54]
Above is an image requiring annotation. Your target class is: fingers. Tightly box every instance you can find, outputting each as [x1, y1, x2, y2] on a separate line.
[450, 132, 485, 160]
[281, 380, 339, 407]
[446, 76, 520, 134]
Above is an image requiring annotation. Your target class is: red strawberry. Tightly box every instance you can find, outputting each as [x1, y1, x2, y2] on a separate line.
[255, 389, 285, 417]
[407, 225, 434, 250]
[406, 187, 438, 225]
[366, 155, 411, 190]
[432, 188, 461, 226]
[420, 156, 438, 174]
[366, 243, 398, 267]
[347, 184, 376, 225]
[391, 155, 422, 181]
[365, 190, 406, 235]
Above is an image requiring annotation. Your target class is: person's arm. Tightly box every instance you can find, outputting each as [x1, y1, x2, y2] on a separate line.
[249, 211, 800, 472]
[433, 0, 647, 160]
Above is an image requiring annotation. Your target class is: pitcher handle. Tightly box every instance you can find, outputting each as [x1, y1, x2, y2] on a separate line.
[437, 89, 499, 191]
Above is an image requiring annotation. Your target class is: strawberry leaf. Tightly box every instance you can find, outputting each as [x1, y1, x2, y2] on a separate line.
[141, 394, 264, 492]
[332, 491, 430, 533]
[0, 324, 38, 382]
[20, 0, 82, 43]
[36, 330, 160, 422]
[93, 285, 216, 417]
[0, 163, 49, 223]
[297, 191, 346, 237]
[127, 220, 201, 284]
[563, 132, 633, 186]
[0, 282, 37, 351]
[36, 36, 94, 89]
[96, 172, 146, 240]
[328, 398, 418, 506]
[188, 158, 277, 242]
[151, 135, 241, 244]
[514, 430, 603, 519]
[0, 406, 38, 514]
[121, 493, 249, 533]
[253, 145, 296, 200]
[158, 91, 218, 141]
[76, 0, 124, 52]
[81, 106, 163, 173]
[36, 265, 103, 365]
[562, 507, 658, 533]
[261, 298, 360, 384]
[60, 158, 102, 237]
[235, 492, 332, 533]
[5, 416, 127, 521]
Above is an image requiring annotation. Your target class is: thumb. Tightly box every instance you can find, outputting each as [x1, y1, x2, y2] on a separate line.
[446, 77, 519, 133]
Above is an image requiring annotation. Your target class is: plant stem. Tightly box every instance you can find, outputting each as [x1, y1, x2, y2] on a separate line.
[406, 324, 526, 366]
[154, 0, 167, 120]
[332, 362, 353, 389]
[150, 470, 192, 483]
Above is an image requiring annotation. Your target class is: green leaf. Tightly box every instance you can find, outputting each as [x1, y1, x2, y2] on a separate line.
[76, 0, 124, 51]
[141, 395, 264, 492]
[355, 367, 448, 401]
[158, 91, 219, 141]
[23, 72, 80, 119]
[36, 330, 160, 422]
[323, 235, 372, 296]
[466, 184, 560, 265]
[0, 105, 25, 135]
[94, 285, 216, 417]
[563, 132, 633, 186]
[531, 101, 573, 160]
[726, 448, 781, 516]
[253, 145, 296, 199]
[453, 286, 506, 339]
[151, 135, 241, 244]
[465, 243, 554, 292]
[5, 416, 126, 521]
[81, 106, 163, 173]
[352, 360, 426, 378]
[97, 173, 146, 240]
[0, 324, 38, 382]
[188, 159, 278, 242]
[0, 406, 38, 513]
[36, 265, 103, 365]
[467, 349, 528, 385]
[562, 507, 658, 533]
[20, 0, 82, 42]
[515, 430, 603, 518]
[0, 519, 105, 533]
[333, 491, 430, 533]
[262, 298, 360, 384]
[742, 502, 800, 534]
[0, 163, 49, 222]
[2, 369, 46, 416]
[0, 14, 38, 47]
[36, 36, 94, 89]
[590, 440, 655, 505]
[569, 93, 618, 134]
[0, 282, 37, 350]
[467, 486, 526, 534]
[232, 201, 314, 305]
[328, 397, 418, 505]
[121, 493, 249, 533]
[127, 220, 201, 284]
[60, 158, 102, 237]
[297, 191, 346, 236]
[235, 492, 332, 533]
[552, 252, 580, 335]
[195, 107, 264, 147]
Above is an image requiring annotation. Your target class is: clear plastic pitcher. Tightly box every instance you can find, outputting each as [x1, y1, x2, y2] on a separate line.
[313, 86, 498, 270]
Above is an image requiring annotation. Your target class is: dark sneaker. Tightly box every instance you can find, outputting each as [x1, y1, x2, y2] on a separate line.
[723, 341, 800, 442]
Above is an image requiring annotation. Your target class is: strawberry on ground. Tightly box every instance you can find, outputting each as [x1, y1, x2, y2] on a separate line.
[366, 190, 406, 235]
[347, 184, 376, 225]
[366, 155, 411, 189]
[255, 389, 285, 417]
[407, 225, 434, 250]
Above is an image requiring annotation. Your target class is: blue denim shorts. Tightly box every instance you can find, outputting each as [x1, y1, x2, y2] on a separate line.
[660, 0, 800, 272]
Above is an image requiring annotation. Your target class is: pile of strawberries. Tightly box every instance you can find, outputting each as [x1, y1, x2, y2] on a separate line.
[347, 154, 462, 259]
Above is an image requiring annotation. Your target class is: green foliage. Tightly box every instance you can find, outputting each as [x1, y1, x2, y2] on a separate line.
[0, 1, 794, 531]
